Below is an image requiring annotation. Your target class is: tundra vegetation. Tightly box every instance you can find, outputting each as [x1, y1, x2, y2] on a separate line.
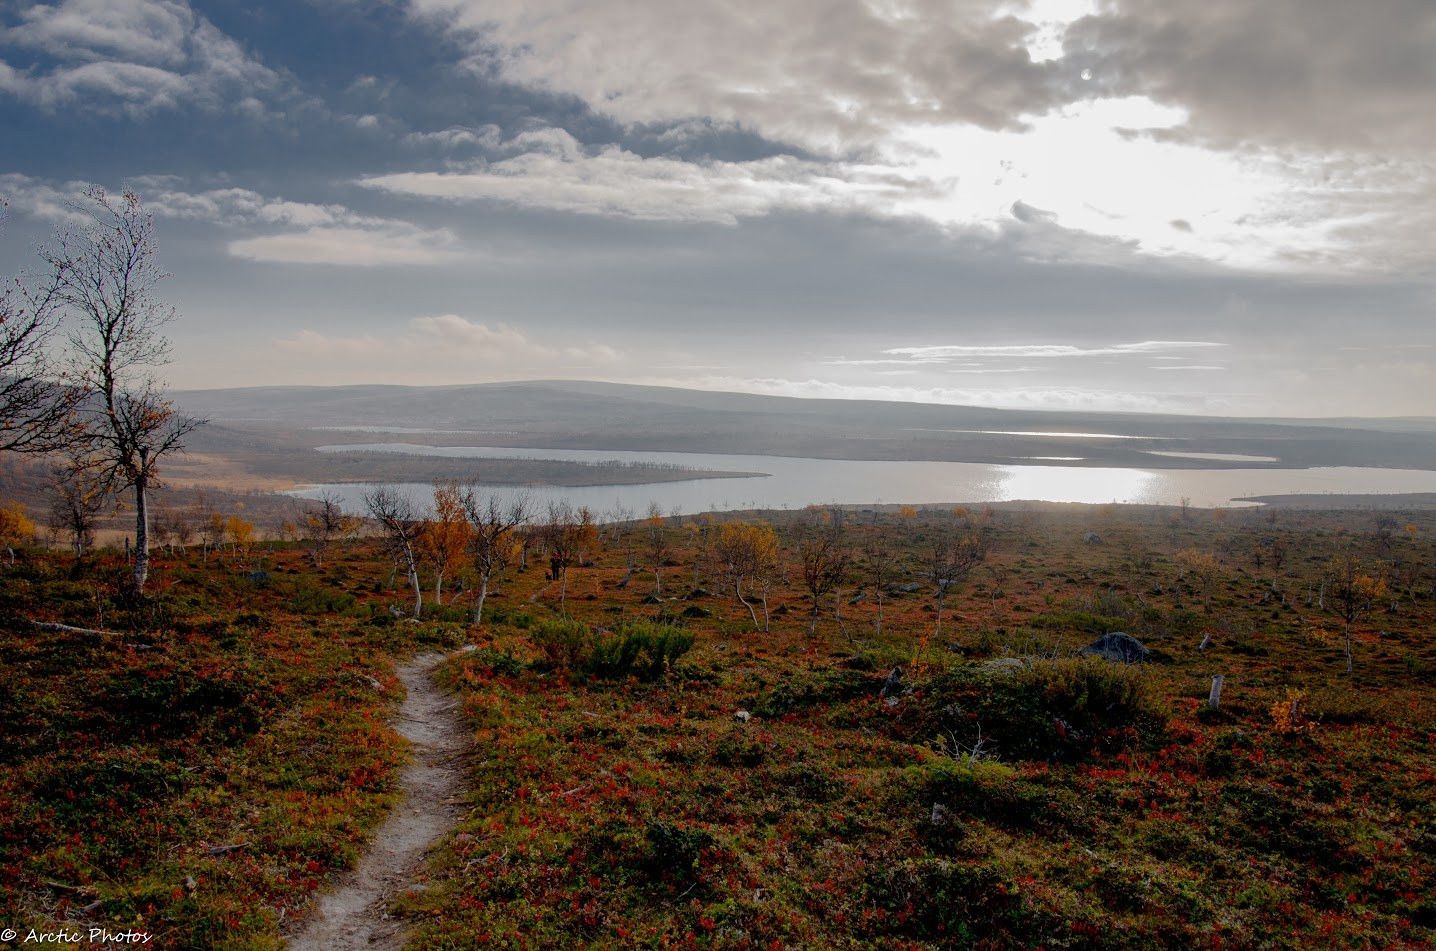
[0, 498, 1432, 949]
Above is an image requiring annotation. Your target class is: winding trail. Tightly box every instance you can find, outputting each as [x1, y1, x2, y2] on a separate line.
[288, 652, 469, 950]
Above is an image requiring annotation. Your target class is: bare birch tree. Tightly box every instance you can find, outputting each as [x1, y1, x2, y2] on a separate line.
[365, 485, 424, 618]
[41, 187, 201, 593]
[463, 490, 529, 625]
[1, 201, 77, 453]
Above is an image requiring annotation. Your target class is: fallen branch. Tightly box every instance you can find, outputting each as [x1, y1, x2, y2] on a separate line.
[204, 842, 250, 857]
[26, 619, 157, 651]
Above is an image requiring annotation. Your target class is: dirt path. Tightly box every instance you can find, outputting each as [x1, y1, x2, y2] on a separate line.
[287, 652, 469, 951]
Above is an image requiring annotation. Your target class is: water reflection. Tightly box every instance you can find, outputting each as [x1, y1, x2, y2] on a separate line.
[995, 465, 1157, 504]
[294, 443, 1436, 516]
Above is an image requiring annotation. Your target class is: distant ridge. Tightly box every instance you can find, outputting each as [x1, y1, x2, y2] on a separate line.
[174, 380, 1436, 472]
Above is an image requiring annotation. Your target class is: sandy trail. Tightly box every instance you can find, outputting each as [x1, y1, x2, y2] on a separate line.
[287, 652, 468, 950]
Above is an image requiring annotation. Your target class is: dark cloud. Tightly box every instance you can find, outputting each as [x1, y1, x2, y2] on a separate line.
[1063, 0, 1436, 153]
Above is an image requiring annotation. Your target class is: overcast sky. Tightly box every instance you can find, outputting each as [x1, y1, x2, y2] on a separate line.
[2, 0, 1433, 416]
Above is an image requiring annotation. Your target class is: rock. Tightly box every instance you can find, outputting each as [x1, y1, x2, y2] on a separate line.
[892, 582, 923, 594]
[1079, 631, 1150, 663]
[1083, 531, 1104, 544]
[931, 802, 950, 825]
[734, 710, 752, 723]
[880, 666, 904, 697]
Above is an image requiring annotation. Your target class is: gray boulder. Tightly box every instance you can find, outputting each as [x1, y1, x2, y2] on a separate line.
[980, 657, 1027, 676]
[1079, 632, 1149, 663]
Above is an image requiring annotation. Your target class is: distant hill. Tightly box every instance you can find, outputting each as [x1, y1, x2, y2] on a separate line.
[174, 379, 1436, 472]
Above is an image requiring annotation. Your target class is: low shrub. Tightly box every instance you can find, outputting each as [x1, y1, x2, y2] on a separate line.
[751, 669, 879, 718]
[909, 656, 1166, 762]
[530, 619, 693, 681]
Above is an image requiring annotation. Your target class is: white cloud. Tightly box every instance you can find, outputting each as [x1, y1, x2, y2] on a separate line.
[361, 127, 942, 225]
[229, 225, 460, 267]
[649, 374, 1229, 414]
[409, 0, 1064, 154]
[394, 0, 1436, 275]
[270, 315, 620, 382]
[0, 0, 283, 114]
[0, 175, 461, 268]
[401, 124, 502, 151]
[882, 341, 1224, 360]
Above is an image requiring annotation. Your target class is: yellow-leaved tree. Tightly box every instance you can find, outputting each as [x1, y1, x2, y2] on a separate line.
[419, 480, 473, 605]
[0, 501, 37, 561]
[713, 521, 781, 632]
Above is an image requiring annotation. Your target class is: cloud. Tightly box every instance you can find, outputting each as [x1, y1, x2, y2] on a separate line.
[360, 127, 947, 225]
[0, 172, 96, 224]
[0, 0, 284, 115]
[271, 316, 620, 382]
[882, 341, 1224, 360]
[0, 175, 461, 268]
[1063, 0, 1436, 154]
[388, 0, 1436, 277]
[401, 124, 502, 151]
[408, 0, 1066, 155]
[649, 374, 1231, 414]
[1150, 364, 1224, 371]
[228, 226, 460, 267]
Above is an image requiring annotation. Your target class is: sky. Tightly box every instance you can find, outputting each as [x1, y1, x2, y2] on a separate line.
[1, 0, 1433, 417]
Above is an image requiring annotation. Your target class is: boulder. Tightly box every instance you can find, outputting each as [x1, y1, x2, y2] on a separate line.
[1083, 531, 1104, 545]
[1079, 632, 1149, 663]
[980, 657, 1027, 676]
[880, 665, 904, 697]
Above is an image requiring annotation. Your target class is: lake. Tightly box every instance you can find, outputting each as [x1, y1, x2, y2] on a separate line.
[291, 443, 1436, 516]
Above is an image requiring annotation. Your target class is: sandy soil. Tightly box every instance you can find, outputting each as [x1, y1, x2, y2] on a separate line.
[286, 652, 469, 951]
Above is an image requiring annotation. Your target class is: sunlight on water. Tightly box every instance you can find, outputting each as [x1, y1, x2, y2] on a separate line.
[994, 465, 1157, 504]
[1146, 450, 1279, 463]
[296, 444, 1436, 516]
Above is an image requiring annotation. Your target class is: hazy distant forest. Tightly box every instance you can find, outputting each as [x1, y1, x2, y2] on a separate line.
[2, 193, 1434, 949]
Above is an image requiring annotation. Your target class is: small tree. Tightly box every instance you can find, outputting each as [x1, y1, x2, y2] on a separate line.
[46, 462, 108, 557]
[539, 499, 598, 616]
[202, 510, 227, 559]
[714, 521, 780, 631]
[644, 502, 670, 598]
[0, 501, 37, 562]
[1176, 548, 1220, 613]
[463, 490, 529, 625]
[861, 531, 902, 637]
[928, 523, 989, 637]
[366, 485, 424, 618]
[685, 513, 715, 593]
[1326, 553, 1386, 675]
[418, 480, 472, 605]
[225, 514, 256, 556]
[607, 502, 638, 588]
[305, 489, 357, 565]
[795, 506, 850, 641]
[43, 187, 202, 593]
